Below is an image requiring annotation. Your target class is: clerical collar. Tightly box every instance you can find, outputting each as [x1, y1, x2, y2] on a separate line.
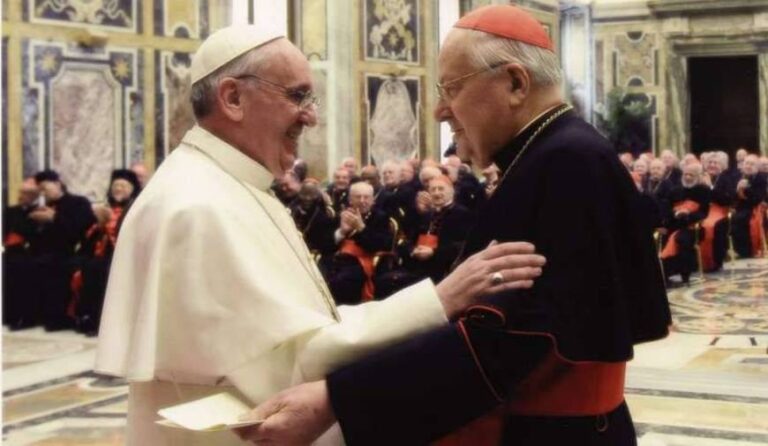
[182, 125, 274, 192]
[434, 201, 453, 213]
[492, 103, 571, 173]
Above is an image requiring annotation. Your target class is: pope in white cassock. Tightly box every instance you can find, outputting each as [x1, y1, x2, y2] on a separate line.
[95, 25, 545, 445]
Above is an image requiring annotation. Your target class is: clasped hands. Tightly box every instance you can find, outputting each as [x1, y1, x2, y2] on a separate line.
[28, 206, 55, 223]
[339, 208, 365, 237]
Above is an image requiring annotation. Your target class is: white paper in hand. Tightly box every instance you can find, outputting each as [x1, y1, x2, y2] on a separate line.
[157, 393, 263, 432]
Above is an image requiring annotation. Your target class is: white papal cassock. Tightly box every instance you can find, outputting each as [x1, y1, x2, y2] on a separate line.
[96, 125, 447, 445]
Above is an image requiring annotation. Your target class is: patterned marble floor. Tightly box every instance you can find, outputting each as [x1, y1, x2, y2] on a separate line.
[2, 258, 768, 445]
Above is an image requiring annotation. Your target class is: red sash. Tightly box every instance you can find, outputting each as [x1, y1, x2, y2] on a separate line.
[3, 232, 25, 247]
[417, 233, 439, 249]
[660, 200, 700, 259]
[67, 270, 83, 319]
[106, 206, 124, 245]
[749, 203, 767, 257]
[339, 239, 375, 302]
[699, 204, 728, 271]
[432, 352, 626, 446]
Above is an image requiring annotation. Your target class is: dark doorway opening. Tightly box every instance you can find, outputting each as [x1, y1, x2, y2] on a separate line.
[688, 56, 759, 159]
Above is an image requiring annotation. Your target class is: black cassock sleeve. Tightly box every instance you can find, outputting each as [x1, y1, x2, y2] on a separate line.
[326, 147, 634, 445]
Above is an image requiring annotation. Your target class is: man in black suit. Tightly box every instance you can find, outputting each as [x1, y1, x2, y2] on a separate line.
[240, 5, 670, 446]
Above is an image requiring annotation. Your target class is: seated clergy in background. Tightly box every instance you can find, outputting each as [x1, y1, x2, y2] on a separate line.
[731, 154, 768, 258]
[394, 159, 420, 221]
[632, 157, 649, 189]
[3, 178, 42, 329]
[661, 149, 683, 184]
[398, 164, 443, 240]
[26, 170, 96, 331]
[360, 164, 382, 198]
[699, 152, 737, 272]
[326, 167, 351, 214]
[273, 170, 301, 206]
[95, 25, 546, 446]
[240, 6, 670, 446]
[636, 159, 671, 234]
[735, 147, 748, 172]
[341, 156, 361, 183]
[402, 175, 473, 282]
[373, 159, 403, 219]
[759, 156, 768, 175]
[660, 162, 711, 284]
[327, 181, 392, 305]
[71, 169, 142, 335]
[289, 180, 337, 258]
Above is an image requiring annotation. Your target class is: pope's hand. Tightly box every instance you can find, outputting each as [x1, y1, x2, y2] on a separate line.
[435, 241, 545, 319]
[235, 380, 334, 446]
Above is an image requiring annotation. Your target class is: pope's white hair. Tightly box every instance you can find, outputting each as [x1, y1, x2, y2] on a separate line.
[453, 28, 562, 87]
[190, 38, 284, 119]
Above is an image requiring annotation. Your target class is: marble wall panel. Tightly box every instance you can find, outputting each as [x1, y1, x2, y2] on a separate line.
[614, 31, 657, 87]
[364, 74, 420, 164]
[364, 0, 419, 64]
[51, 68, 119, 201]
[21, 39, 43, 178]
[155, 50, 194, 163]
[29, 0, 139, 32]
[298, 69, 328, 180]
[23, 41, 142, 201]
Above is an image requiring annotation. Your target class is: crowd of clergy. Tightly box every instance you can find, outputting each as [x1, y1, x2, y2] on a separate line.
[3, 147, 768, 332]
[624, 148, 768, 285]
[2, 164, 149, 334]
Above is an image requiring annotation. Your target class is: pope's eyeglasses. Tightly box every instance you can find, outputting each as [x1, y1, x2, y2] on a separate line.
[235, 74, 319, 109]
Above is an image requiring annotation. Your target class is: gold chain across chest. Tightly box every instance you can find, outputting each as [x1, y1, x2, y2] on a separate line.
[491, 104, 573, 197]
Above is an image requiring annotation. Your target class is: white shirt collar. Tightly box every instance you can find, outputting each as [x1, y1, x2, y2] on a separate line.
[182, 125, 274, 192]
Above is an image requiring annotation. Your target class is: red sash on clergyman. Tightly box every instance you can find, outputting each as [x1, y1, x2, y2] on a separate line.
[339, 239, 375, 302]
[749, 203, 767, 257]
[67, 270, 83, 319]
[417, 233, 439, 249]
[699, 203, 728, 271]
[432, 352, 626, 446]
[660, 200, 700, 259]
[3, 232, 25, 247]
[106, 206, 124, 245]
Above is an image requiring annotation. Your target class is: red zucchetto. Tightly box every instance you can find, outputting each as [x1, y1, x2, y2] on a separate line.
[454, 5, 554, 52]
